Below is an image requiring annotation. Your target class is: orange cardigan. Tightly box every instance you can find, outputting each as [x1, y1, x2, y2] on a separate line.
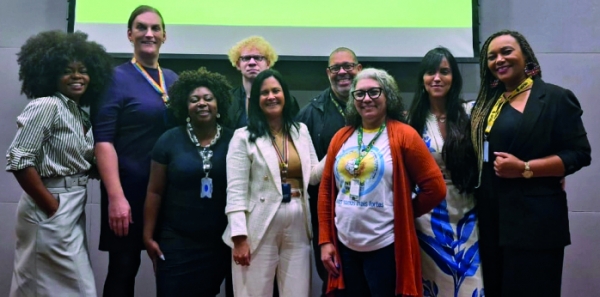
[318, 119, 446, 297]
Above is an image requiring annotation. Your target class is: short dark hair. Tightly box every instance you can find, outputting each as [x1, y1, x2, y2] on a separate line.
[16, 30, 113, 107]
[329, 47, 359, 64]
[408, 47, 477, 193]
[127, 5, 165, 31]
[247, 69, 299, 142]
[168, 67, 233, 127]
[346, 68, 406, 127]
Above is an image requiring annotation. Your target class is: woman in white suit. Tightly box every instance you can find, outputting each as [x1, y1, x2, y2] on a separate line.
[223, 69, 324, 296]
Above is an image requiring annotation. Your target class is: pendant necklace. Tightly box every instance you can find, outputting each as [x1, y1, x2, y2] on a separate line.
[187, 123, 222, 198]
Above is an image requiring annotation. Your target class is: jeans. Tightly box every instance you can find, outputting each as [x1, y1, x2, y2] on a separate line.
[337, 242, 396, 297]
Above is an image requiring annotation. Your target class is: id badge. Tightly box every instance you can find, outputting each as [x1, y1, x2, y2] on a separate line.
[201, 177, 213, 198]
[483, 140, 489, 162]
[349, 178, 361, 200]
[282, 183, 291, 203]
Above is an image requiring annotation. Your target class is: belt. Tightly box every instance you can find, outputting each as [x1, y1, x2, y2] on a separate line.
[42, 173, 88, 188]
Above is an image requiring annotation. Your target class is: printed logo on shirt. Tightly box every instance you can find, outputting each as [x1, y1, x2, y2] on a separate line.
[334, 145, 384, 198]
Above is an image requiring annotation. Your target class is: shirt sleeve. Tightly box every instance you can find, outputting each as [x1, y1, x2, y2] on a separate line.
[6, 98, 58, 171]
[151, 129, 174, 165]
[92, 76, 123, 143]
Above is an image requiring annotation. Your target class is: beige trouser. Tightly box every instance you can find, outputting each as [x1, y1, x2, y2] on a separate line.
[232, 197, 311, 297]
[10, 174, 96, 297]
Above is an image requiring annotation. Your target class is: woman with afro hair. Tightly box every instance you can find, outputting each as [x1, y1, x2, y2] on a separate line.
[6, 30, 113, 297]
[143, 67, 234, 297]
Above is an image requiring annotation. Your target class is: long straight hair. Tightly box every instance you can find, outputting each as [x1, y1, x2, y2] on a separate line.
[408, 47, 477, 193]
[246, 69, 299, 142]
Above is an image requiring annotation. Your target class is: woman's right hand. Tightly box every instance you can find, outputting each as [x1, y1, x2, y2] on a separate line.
[232, 236, 251, 266]
[321, 243, 340, 278]
[108, 194, 133, 237]
[44, 198, 60, 218]
[144, 238, 164, 274]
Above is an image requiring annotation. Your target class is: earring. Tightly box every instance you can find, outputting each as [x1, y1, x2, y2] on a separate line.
[490, 79, 499, 88]
[525, 62, 540, 77]
[216, 113, 221, 118]
[186, 117, 190, 123]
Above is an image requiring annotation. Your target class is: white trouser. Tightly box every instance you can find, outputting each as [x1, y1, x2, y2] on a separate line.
[10, 174, 96, 297]
[232, 197, 311, 297]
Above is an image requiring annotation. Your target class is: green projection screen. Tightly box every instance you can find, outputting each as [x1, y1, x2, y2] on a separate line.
[73, 0, 476, 58]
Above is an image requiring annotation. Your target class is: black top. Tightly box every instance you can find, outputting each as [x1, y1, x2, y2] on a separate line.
[151, 126, 233, 248]
[296, 87, 347, 160]
[475, 78, 591, 249]
[479, 104, 523, 243]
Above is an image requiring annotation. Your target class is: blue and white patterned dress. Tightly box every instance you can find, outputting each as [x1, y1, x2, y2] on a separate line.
[415, 102, 484, 297]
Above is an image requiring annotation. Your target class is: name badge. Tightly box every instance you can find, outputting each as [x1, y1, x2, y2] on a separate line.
[282, 183, 291, 203]
[201, 177, 212, 198]
[350, 178, 361, 200]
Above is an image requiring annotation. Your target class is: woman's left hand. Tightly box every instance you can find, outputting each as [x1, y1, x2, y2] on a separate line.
[493, 152, 525, 178]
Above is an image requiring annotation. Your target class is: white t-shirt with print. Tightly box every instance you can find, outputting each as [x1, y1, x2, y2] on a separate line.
[334, 128, 394, 252]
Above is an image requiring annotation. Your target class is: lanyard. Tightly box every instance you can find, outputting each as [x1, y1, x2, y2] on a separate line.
[271, 134, 289, 182]
[484, 77, 533, 136]
[131, 58, 169, 104]
[354, 123, 386, 177]
[330, 93, 345, 117]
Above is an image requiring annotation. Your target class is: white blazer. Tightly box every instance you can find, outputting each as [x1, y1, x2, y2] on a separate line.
[222, 123, 323, 253]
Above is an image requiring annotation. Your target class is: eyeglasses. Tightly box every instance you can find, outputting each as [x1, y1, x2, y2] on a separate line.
[351, 88, 383, 101]
[327, 63, 357, 74]
[239, 55, 266, 62]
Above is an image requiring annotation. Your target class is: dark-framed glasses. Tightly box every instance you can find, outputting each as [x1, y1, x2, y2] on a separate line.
[327, 63, 357, 74]
[351, 87, 383, 101]
[239, 55, 266, 62]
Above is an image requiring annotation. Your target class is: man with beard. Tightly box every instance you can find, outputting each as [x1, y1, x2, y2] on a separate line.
[296, 47, 362, 296]
[227, 36, 299, 129]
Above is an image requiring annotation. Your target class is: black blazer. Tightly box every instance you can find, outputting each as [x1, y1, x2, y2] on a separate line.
[485, 78, 591, 249]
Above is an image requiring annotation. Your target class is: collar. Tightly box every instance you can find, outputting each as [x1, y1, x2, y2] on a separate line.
[55, 92, 78, 107]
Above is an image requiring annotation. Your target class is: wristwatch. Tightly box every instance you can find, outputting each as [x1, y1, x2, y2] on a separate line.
[522, 161, 533, 179]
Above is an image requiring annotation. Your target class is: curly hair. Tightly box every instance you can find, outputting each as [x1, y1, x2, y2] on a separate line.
[471, 30, 542, 176]
[345, 68, 406, 128]
[408, 47, 477, 193]
[16, 30, 113, 107]
[247, 69, 298, 142]
[168, 67, 233, 127]
[228, 36, 278, 67]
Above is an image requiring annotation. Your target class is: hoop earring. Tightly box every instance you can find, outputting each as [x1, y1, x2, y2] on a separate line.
[525, 62, 540, 77]
[216, 113, 221, 118]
